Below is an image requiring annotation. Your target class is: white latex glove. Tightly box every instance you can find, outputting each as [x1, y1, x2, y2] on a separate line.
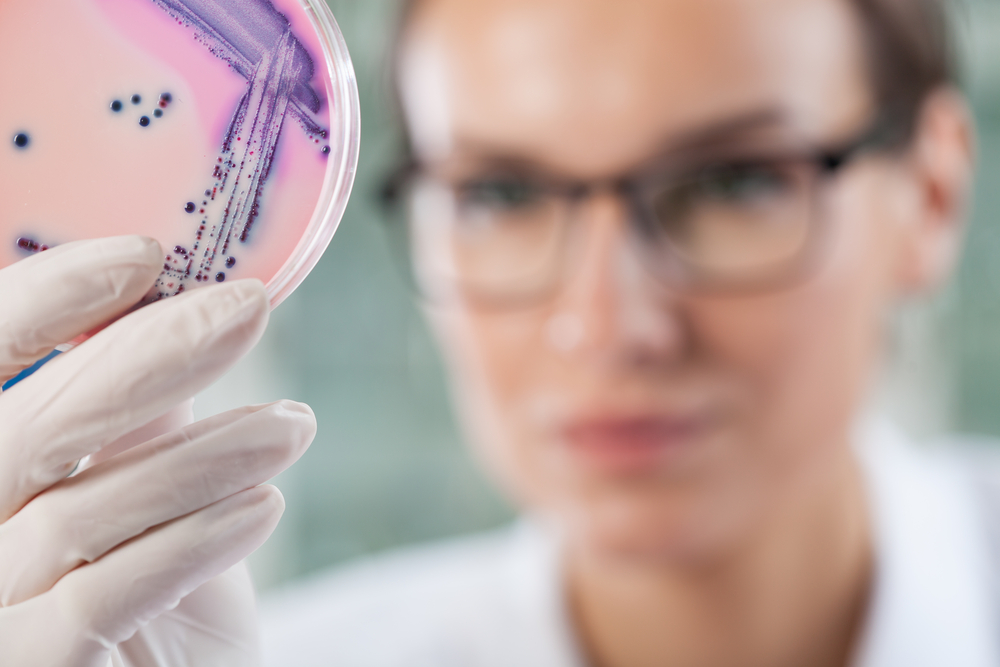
[0, 236, 317, 666]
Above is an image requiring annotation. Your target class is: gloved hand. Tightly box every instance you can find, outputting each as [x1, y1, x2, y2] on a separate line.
[0, 236, 317, 666]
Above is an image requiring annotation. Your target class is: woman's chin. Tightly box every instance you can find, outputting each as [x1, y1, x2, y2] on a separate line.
[559, 489, 756, 565]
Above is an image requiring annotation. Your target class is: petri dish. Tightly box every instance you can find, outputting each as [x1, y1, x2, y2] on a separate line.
[0, 0, 360, 309]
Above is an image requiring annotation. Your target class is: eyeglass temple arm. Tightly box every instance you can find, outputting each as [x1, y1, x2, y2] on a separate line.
[817, 113, 910, 174]
[379, 158, 420, 208]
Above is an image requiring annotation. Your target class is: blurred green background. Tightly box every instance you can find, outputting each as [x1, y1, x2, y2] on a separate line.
[193, 0, 1000, 591]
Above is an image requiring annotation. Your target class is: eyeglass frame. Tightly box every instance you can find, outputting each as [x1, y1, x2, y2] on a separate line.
[380, 113, 910, 306]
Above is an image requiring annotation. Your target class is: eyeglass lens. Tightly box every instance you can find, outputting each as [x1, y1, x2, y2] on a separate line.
[406, 157, 821, 302]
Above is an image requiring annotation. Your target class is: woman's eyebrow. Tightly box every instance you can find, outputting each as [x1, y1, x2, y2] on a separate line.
[650, 107, 790, 155]
[435, 146, 551, 173]
[445, 107, 789, 172]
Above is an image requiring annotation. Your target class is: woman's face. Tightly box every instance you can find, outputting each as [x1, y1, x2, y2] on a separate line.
[400, 0, 967, 560]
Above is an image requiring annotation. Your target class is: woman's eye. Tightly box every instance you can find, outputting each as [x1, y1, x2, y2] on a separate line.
[694, 164, 790, 202]
[456, 179, 544, 211]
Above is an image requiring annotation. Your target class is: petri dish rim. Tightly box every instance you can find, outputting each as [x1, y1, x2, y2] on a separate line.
[265, 0, 361, 309]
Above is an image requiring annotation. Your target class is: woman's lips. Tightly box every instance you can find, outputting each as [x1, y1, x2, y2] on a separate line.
[559, 413, 713, 473]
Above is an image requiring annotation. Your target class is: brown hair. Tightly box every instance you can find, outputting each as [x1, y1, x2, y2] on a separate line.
[850, 0, 956, 142]
[391, 0, 956, 147]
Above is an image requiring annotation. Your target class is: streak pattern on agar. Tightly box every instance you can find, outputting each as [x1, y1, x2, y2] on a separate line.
[149, 0, 330, 299]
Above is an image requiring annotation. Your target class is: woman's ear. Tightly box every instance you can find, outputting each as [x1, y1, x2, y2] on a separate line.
[894, 87, 975, 295]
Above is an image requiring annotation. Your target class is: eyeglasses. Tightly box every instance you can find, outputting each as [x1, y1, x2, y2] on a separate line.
[382, 118, 899, 306]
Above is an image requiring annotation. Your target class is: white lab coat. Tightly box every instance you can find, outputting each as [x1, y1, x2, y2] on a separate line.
[260, 420, 1000, 667]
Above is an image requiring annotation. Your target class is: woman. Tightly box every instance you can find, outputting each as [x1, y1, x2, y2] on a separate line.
[262, 0, 991, 666]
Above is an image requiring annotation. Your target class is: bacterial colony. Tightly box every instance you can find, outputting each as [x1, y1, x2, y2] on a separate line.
[10, 0, 331, 298]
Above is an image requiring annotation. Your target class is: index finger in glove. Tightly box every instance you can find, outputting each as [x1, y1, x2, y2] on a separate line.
[0, 486, 283, 667]
[0, 236, 163, 385]
[0, 279, 270, 523]
[0, 400, 315, 606]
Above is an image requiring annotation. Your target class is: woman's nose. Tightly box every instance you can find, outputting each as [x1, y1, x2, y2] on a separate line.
[547, 192, 686, 364]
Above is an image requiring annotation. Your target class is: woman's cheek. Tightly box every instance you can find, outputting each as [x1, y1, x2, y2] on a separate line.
[430, 304, 552, 497]
[690, 176, 898, 468]
[465, 308, 550, 406]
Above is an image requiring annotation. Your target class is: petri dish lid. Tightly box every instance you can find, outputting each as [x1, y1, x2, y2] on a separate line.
[269, 0, 361, 307]
[0, 0, 361, 308]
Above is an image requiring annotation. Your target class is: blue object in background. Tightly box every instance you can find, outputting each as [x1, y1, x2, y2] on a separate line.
[1, 349, 63, 392]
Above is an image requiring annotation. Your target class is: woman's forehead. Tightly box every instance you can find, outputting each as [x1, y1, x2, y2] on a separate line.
[401, 0, 874, 173]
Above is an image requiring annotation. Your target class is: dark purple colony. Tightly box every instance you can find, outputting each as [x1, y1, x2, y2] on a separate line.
[16, 237, 49, 253]
[109, 92, 173, 128]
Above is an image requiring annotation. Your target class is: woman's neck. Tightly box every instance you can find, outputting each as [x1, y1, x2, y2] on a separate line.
[566, 446, 873, 667]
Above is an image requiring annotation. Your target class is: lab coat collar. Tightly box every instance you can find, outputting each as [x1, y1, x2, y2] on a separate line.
[501, 519, 588, 667]
[851, 418, 1000, 667]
